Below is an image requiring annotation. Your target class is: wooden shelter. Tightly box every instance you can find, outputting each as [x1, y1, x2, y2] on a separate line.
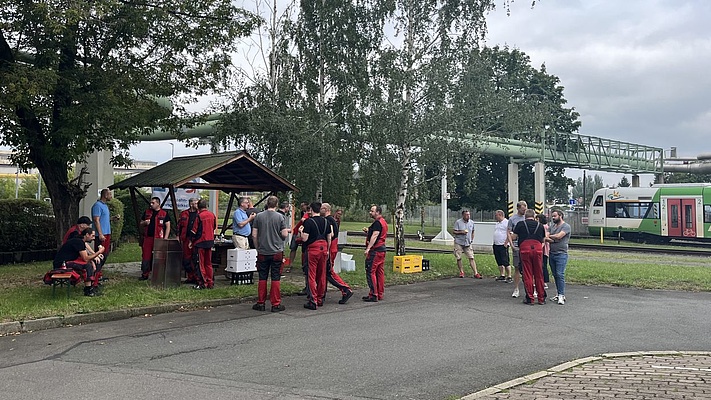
[110, 151, 298, 237]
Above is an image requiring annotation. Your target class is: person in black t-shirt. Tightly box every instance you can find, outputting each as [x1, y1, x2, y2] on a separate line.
[512, 209, 547, 305]
[321, 203, 353, 304]
[53, 228, 106, 297]
[298, 201, 331, 310]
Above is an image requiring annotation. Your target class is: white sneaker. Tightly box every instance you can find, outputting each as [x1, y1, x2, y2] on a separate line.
[512, 288, 519, 298]
[552, 295, 559, 302]
[558, 295, 565, 305]
[533, 289, 538, 298]
[544, 283, 549, 289]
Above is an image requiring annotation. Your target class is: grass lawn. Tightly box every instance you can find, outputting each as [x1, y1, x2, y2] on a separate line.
[2, 240, 711, 323]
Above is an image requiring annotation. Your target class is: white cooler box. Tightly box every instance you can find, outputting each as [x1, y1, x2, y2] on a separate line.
[334, 252, 355, 273]
[225, 249, 257, 273]
[227, 249, 257, 261]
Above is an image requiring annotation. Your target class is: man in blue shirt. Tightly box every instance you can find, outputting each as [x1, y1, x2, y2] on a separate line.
[233, 196, 255, 249]
[91, 189, 113, 262]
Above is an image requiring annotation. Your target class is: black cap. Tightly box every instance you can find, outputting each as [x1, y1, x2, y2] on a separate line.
[77, 216, 92, 225]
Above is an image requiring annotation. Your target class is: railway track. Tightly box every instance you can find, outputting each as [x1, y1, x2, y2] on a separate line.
[342, 232, 711, 257]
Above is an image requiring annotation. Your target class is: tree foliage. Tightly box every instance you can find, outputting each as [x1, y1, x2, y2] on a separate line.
[571, 174, 605, 206]
[0, 0, 260, 244]
[664, 172, 711, 183]
[434, 47, 579, 211]
[212, 0, 375, 207]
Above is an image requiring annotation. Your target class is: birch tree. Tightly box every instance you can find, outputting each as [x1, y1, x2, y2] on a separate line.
[365, 0, 496, 255]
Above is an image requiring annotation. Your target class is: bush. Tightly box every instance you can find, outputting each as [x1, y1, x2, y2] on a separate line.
[116, 192, 149, 240]
[107, 198, 124, 246]
[0, 199, 57, 251]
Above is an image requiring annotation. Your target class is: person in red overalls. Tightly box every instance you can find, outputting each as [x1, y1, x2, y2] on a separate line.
[511, 209, 547, 305]
[139, 197, 171, 280]
[64, 216, 109, 283]
[363, 205, 388, 302]
[190, 198, 217, 289]
[63, 216, 93, 244]
[299, 201, 331, 310]
[177, 198, 199, 284]
[321, 202, 353, 304]
[53, 228, 106, 297]
[286, 202, 310, 273]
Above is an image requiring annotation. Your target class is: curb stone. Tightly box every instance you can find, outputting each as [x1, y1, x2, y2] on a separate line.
[1, 296, 251, 336]
[21, 317, 65, 332]
[0, 321, 21, 336]
[460, 351, 711, 399]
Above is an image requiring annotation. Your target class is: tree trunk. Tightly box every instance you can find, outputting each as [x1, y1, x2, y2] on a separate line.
[33, 155, 86, 247]
[394, 146, 411, 256]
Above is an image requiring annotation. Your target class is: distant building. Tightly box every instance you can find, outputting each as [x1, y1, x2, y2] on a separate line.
[0, 150, 156, 181]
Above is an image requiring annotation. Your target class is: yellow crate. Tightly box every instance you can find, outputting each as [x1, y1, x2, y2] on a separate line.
[393, 255, 423, 273]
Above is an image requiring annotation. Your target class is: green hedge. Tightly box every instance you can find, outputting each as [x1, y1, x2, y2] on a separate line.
[107, 198, 124, 246]
[0, 199, 57, 252]
[115, 193, 147, 240]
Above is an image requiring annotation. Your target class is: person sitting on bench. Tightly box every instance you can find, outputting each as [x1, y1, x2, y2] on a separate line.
[53, 228, 105, 297]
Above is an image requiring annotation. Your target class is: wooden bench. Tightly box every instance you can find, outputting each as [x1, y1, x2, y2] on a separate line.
[50, 273, 74, 298]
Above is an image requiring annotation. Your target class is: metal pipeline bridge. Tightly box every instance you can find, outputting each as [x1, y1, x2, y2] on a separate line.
[141, 122, 665, 174]
[462, 132, 663, 175]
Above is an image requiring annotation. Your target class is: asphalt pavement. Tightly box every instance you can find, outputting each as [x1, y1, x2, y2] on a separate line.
[1, 276, 710, 399]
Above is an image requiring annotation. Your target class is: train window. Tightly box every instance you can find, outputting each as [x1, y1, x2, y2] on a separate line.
[685, 205, 693, 229]
[593, 196, 603, 207]
[671, 205, 679, 228]
[607, 203, 626, 218]
[643, 203, 659, 219]
[705, 205, 711, 223]
[606, 202, 654, 219]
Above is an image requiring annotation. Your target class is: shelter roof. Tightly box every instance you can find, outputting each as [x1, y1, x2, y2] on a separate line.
[110, 151, 298, 193]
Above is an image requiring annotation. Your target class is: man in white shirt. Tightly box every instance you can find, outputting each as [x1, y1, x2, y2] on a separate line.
[492, 210, 511, 282]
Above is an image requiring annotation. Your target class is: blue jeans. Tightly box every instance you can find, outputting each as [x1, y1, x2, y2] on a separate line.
[549, 252, 568, 295]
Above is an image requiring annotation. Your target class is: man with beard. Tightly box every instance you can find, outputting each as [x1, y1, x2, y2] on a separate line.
[546, 210, 571, 306]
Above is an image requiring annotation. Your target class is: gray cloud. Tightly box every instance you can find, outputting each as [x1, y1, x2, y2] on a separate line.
[485, 0, 711, 159]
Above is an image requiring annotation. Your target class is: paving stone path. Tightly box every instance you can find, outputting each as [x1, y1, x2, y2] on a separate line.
[466, 352, 711, 399]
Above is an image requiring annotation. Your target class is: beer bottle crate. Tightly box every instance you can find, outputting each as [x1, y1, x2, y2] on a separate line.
[393, 255, 423, 274]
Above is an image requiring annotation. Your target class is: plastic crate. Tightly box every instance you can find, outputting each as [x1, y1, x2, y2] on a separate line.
[228, 271, 254, 285]
[421, 259, 430, 271]
[393, 255, 423, 273]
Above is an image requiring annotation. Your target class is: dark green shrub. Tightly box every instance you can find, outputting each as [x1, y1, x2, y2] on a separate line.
[0, 199, 57, 251]
[107, 198, 124, 246]
[116, 193, 148, 240]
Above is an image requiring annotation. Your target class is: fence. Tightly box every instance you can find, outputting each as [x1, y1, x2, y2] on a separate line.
[379, 205, 589, 237]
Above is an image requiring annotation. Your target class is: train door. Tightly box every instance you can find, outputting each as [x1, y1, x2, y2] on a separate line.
[665, 199, 697, 238]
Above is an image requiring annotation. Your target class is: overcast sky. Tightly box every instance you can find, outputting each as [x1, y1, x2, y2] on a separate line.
[133, 0, 711, 186]
[484, 0, 711, 186]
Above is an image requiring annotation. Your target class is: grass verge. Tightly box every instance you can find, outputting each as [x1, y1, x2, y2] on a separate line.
[1, 242, 710, 323]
